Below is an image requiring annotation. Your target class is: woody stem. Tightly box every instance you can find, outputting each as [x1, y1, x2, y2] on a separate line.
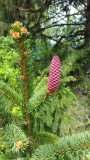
[18, 38, 33, 154]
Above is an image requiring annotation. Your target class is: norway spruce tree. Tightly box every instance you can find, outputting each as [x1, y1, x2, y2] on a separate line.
[0, 21, 90, 160]
[0, 21, 62, 158]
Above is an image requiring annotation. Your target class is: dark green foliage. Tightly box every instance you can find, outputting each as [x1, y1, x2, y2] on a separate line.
[0, 81, 23, 104]
[33, 132, 59, 148]
[0, 35, 90, 159]
[55, 131, 90, 160]
[30, 144, 56, 160]
[0, 0, 86, 49]
[30, 131, 90, 160]
[28, 49, 89, 135]
[0, 7, 90, 158]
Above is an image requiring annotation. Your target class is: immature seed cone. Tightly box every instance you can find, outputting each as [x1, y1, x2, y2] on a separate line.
[16, 140, 23, 149]
[47, 55, 61, 93]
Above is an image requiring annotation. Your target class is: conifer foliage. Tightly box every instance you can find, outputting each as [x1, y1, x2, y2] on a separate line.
[0, 21, 90, 159]
[31, 131, 90, 160]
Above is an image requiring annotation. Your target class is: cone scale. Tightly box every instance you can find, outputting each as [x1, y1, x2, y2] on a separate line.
[47, 55, 61, 93]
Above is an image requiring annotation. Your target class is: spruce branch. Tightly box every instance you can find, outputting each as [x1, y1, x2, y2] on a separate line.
[33, 77, 47, 95]
[61, 76, 76, 84]
[30, 131, 90, 160]
[28, 55, 61, 113]
[0, 81, 23, 105]
[5, 123, 28, 153]
[28, 85, 47, 113]
[56, 131, 90, 157]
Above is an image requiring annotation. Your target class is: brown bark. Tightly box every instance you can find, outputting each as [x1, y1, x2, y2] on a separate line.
[18, 38, 33, 154]
[85, 0, 90, 46]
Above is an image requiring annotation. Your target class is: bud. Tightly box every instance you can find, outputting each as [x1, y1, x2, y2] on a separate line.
[20, 75, 24, 80]
[20, 27, 27, 35]
[16, 140, 23, 149]
[10, 29, 20, 39]
[47, 55, 61, 93]
[14, 21, 22, 26]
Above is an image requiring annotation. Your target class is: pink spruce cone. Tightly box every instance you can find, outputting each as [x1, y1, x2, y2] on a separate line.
[47, 55, 61, 93]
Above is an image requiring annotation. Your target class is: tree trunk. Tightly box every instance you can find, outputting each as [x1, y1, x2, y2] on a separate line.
[85, 0, 90, 46]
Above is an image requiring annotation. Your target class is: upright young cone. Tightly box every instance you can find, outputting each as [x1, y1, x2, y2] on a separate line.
[47, 55, 61, 93]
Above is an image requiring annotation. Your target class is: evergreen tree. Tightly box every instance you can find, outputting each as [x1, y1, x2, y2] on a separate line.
[0, 21, 90, 159]
[0, 1, 90, 159]
[0, 0, 87, 48]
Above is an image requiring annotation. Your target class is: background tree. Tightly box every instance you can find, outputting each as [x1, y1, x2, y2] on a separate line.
[0, 0, 90, 159]
[0, 0, 87, 47]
